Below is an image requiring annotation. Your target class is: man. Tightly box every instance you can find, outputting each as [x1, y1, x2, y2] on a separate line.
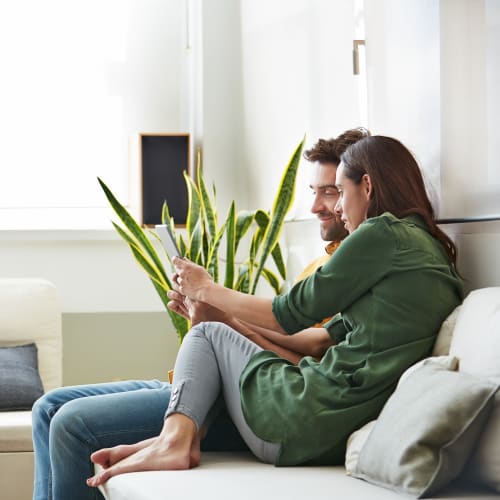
[185, 127, 371, 358]
[32, 128, 370, 498]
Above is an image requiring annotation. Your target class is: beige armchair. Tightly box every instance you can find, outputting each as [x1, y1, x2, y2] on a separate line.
[0, 279, 62, 500]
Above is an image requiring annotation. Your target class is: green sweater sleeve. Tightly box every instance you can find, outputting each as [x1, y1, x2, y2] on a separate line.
[273, 215, 397, 333]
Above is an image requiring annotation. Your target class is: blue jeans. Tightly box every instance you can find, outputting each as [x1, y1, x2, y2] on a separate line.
[32, 379, 247, 500]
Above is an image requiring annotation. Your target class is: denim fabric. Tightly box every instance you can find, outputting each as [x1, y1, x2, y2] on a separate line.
[32, 378, 248, 500]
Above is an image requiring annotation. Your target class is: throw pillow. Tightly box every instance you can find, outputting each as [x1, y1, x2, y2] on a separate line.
[0, 343, 44, 411]
[431, 305, 462, 356]
[465, 383, 500, 492]
[351, 361, 498, 498]
[448, 287, 500, 492]
[345, 356, 459, 476]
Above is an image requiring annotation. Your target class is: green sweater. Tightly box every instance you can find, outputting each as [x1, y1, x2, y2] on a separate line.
[240, 213, 463, 466]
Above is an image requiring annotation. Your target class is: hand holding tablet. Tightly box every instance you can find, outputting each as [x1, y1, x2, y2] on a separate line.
[155, 224, 182, 261]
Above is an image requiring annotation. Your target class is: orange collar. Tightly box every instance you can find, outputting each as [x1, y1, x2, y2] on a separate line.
[325, 241, 341, 255]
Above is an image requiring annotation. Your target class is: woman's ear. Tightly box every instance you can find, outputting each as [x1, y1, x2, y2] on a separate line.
[361, 174, 373, 200]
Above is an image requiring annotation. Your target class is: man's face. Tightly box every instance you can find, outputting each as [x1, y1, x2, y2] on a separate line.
[309, 162, 349, 242]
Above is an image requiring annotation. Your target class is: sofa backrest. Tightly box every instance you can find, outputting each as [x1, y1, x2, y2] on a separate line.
[0, 278, 62, 392]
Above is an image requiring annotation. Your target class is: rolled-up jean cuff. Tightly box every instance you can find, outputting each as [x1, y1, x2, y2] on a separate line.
[165, 405, 203, 431]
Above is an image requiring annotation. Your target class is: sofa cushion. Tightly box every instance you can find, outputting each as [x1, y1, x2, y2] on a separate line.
[96, 452, 499, 500]
[0, 411, 33, 452]
[0, 343, 44, 411]
[351, 361, 498, 498]
[0, 278, 62, 392]
[449, 287, 500, 492]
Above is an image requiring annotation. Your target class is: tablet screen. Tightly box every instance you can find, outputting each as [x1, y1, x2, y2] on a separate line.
[155, 224, 181, 261]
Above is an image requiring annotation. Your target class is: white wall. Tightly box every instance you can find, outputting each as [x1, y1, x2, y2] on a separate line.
[239, 0, 362, 217]
[364, 0, 441, 212]
[440, 0, 500, 218]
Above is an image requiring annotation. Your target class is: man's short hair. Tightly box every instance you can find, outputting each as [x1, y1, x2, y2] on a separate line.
[303, 127, 371, 165]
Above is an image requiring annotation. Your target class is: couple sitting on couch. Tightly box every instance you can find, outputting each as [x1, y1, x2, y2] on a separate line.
[32, 130, 464, 500]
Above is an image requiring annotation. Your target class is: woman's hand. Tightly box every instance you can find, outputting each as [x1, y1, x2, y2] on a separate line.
[167, 290, 230, 326]
[172, 257, 213, 302]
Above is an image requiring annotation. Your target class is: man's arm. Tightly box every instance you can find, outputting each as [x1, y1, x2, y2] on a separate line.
[236, 320, 334, 359]
[167, 291, 334, 363]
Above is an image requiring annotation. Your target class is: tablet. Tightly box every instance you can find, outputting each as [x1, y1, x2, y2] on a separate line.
[155, 224, 182, 261]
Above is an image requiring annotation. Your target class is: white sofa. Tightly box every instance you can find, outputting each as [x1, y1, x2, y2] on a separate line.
[98, 288, 500, 500]
[0, 279, 62, 500]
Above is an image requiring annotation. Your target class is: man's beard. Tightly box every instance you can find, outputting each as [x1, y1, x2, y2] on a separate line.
[321, 218, 348, 242]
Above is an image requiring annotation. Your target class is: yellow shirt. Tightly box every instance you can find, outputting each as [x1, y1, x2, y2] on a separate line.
[293, 241, 340, 328]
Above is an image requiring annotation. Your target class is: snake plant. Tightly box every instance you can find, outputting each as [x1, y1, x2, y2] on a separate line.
[98, 138, 304, 343]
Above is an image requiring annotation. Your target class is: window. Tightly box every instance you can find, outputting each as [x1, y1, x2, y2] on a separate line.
[0, 0, 186, 229]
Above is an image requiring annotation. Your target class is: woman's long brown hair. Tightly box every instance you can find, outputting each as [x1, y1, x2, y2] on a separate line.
[340, 136, 457, 266]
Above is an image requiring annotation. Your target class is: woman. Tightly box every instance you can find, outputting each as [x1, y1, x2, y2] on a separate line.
[86, 135, 463, 486]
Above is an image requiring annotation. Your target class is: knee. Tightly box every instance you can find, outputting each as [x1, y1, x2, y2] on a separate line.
[49, 399, 88, 446]
[32, 387, 67, 429]
[193, 321, 236, 345]
[187, 321, 217, 339]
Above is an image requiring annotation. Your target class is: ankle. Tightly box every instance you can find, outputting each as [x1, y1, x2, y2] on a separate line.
[159, 414, 197, 448]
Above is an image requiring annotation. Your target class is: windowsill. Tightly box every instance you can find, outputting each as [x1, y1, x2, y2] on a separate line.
[2, 215, 500, 242]
[0, 229, 121, 241]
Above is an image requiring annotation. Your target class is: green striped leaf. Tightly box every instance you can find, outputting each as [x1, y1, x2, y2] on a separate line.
[177, 233, 187, 257]
[183, 172, 201, 241]
[189, 219, 203, 264]
[262, 268, 281, 295]
[250, 138, 304, 293]
[128, 242, 170, 291]
[197, 160, 217, 242]
[235, 210, 255, 252]
[98, 177, 169, 284]
[224, 201, 236, 289]
[271, 242, 286, 280]
[207, 222, 227, 281]
[161, 202, 175, 233]
[235, 264, 250, 293]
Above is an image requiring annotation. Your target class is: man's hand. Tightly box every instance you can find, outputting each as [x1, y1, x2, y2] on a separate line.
[172, 257, 213, 302]
[167, 290, 230, 326]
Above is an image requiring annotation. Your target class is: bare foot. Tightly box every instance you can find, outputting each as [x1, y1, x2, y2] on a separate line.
[87, 437, 191, 487]
[87, 414, 197, 487]
[189, 432, 202, 468]
[91, 438, 155, 469]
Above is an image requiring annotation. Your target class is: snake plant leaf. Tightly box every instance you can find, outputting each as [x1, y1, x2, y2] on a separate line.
[251, 210, 270, 258]
[206, 221, 227, 281]
[254, 209, 270, 229]
[271, 242, 286, 280]
[153, 280, 189, 343]
[189, 218, 203, 264]
[197, 160, 217, 243]
[128, 242, 170, 292]
[250, 227, 265, 263]
[183, 172, 201, 241]
[98, 177, 169, 284]
[250, 138, 304, 294]
[126, 234, 189, 342]
[235, 210, 255, 252]
[235, 264, 250, 293]
[177, 233, 187, 257]
[224, 201, 236, 289]
[161, 202, 175, 234]
[200, 230, 209, 269]
[111, 222, 169, 290]
[262, 268, 281, 295]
